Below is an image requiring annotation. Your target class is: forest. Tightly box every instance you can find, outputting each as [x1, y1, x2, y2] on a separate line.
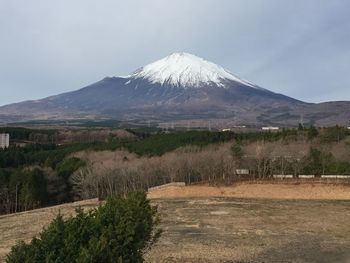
[0, 125, 350, 215]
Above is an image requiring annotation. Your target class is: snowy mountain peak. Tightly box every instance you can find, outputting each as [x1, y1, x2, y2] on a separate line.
[127, 52, 257, 88]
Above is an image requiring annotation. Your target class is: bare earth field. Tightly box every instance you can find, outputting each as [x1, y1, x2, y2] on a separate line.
[1, 183, 350, 262]
[147, 182, 350, 200]
[146, 197, 350, 263]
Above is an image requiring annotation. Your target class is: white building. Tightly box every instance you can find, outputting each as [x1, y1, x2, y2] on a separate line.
[0, 133, 10, 149]
[236, 169, 250, 175]
[262, 126, 280, 131]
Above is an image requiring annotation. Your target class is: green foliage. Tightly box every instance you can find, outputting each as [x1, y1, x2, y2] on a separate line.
[301, 147, 350, 175]
[1, 127, 350, 215]
[326, 161, 350, 175]
[0, 131, 237, 215]
[0, 127, 57, 141]
[231, 143, 243, 159]
[0, 131, 235, 169]
[56, 157, 86, 180]
[319, 126, 349, 143]
[298, 123, 304, 131]
[4, 241, 31, 263]
[307, 125, 319, 140]
[234, 129, 299, 143]
[0, 168, 48, 213]
[6, 192, 161, 263]
[301, 148, 327, 175]
[19, 169, 48, 210]
[126, 131, 235, 156]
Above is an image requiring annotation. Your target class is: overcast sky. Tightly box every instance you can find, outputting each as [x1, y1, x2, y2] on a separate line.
[1, 0, 349, 106]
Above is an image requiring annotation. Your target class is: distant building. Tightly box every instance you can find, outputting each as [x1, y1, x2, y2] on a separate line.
[222, 128, 231, 132]
[0, 133, 9, 149]
[236, 169, 250, 175]
[262, 126, 279, 131]
[347, 127, 350, 130]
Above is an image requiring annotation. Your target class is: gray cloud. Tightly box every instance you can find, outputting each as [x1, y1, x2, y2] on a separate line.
[0, 0, 349, 105]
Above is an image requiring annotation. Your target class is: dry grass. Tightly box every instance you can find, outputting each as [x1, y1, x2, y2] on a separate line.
[146, 197, 350, 262]
[1, 183, 350, 262]
[0, 199, 99, 262]
[148, 182, 350, 200]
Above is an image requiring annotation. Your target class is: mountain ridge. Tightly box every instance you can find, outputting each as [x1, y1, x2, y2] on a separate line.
[0, 52, 349, 126]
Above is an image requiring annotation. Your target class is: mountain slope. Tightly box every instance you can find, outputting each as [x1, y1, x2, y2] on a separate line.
[0, 52, 349, 126]
[127, 52, 258, 88]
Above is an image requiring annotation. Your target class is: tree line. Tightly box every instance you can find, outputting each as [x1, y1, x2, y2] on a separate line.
[1, 127, 349, 215]
[0, 131, 236, 215]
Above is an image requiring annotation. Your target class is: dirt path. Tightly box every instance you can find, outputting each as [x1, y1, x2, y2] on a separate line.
[148, 182, 350, 200]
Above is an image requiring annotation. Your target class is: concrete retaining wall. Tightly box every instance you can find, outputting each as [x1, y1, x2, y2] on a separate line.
[273, 175, 293, 179]
[298, 175, 315, 178]
[321, 175, 350, 179]
[273, 175, 350, 179]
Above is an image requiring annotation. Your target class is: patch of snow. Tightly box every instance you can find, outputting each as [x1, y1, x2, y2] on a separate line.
[124, 52, 259, 89]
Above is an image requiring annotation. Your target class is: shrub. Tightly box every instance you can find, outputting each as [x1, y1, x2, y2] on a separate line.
[56, 157, 86, 180]
[319, 126, 349, 143]
[307, 126, 319, 140]
[231, 143, 243, 160]
[6, 192, 161, 263]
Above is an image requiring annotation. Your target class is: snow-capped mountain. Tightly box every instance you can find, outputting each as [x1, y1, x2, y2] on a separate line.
[0, 52, 349, 126]
[127, 52, 257, 89]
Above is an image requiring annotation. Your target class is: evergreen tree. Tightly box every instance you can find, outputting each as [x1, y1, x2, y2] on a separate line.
[6, 192, 161, 263]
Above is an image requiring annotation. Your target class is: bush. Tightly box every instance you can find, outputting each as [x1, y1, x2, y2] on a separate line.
[56, 157, 86, 180]
[319, 126, 349, 143]
[307, 126, 319, 140]
[231, 143, 243, 159]
[6, 192, 161, 263]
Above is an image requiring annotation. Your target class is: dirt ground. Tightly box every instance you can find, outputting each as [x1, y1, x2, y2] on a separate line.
[0, 183, 350, 262]
[146, 198, 350, 263]
[148, 182, 350, 200]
